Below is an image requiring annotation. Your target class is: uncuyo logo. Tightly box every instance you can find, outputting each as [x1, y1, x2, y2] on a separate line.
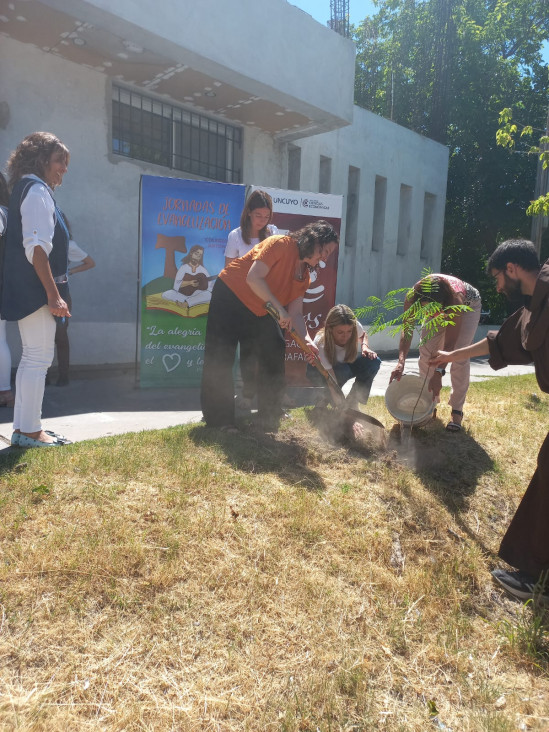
[273, 197, 299, 205]
[302, 199, 309, 207]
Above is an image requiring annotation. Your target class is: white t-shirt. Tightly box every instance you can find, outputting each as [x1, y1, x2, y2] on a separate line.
[224, 224, 278, 259]
[68, 239, 88, 264]
[20, 175, 56, 264]
[314, 321, 366, 371]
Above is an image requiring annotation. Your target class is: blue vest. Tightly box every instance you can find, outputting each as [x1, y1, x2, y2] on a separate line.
[1, 177, 69, 321]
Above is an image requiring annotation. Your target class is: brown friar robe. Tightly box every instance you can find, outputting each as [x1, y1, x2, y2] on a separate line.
[486, 259, 549, 578]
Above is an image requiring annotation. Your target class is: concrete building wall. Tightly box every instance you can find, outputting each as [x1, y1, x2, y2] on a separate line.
[0, 20, 448, 367]
[1, 36, 141, 364]
[41, 0, 356, 136]
[294, 108, 449, 310]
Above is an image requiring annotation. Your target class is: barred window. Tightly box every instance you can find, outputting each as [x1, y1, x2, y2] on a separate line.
[112, 85, 242, 183]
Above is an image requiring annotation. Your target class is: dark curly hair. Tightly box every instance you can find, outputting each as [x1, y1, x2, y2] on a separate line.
[291, 220, 339, 260]
[7, 131, 69, 187]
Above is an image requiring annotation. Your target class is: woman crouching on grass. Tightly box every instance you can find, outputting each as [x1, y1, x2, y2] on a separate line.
[310, 304, 381, 409]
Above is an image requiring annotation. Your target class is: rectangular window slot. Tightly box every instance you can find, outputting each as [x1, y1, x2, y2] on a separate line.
[397, 184, 412, 256]
[372, 175, 387, 251]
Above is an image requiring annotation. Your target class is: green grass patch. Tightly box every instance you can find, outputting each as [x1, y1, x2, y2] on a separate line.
[0, 374, 548, 730]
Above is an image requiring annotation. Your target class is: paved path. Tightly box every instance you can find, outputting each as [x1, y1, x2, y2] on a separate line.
[0, 357, 535, 451]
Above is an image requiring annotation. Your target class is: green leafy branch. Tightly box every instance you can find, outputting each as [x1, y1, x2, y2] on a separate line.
[356, 274, 472, 345]
[497, 107, 549, 217]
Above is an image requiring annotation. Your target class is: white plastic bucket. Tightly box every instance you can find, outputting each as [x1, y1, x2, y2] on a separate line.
[385, 374, 435, 427]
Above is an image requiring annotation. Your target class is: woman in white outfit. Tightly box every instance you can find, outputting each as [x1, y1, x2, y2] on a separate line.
[1, 132, 72, 447]
[224, 190, 278, 408]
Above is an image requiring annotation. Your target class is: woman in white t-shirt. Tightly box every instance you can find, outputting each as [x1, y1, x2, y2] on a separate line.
[224, 190, 278, 408]
[224, 189, 278, 268]
[311, 304, 381, 409]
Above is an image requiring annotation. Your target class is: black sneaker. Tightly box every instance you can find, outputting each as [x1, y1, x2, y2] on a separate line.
[491, 569, 549, 604]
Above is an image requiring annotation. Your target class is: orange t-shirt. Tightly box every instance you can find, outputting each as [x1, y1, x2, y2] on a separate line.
[219, 235, 310, 316]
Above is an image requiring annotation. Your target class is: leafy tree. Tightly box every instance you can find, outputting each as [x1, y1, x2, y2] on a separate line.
[353, 0, 549, 321]
[497, 106, 549, 218]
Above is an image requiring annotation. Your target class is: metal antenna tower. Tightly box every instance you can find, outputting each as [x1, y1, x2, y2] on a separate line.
[329, 0, 350, 37]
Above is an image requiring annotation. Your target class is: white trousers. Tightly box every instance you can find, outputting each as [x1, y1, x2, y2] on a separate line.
[418, 298, 482, 412]
[0, 318, 12, 391]
[14, 305, 56, 433]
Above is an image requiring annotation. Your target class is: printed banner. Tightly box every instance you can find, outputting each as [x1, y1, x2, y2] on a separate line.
[252, 186, 343, 385]
[140, 175, 245, 387]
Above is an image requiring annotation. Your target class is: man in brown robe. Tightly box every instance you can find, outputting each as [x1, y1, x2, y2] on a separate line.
[430, 239, 549, 603]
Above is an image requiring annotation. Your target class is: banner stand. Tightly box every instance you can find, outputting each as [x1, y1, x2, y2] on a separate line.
[252, 186, 343, 385]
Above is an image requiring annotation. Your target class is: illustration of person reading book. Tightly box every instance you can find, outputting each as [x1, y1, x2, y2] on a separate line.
[162, 245, 215, 310]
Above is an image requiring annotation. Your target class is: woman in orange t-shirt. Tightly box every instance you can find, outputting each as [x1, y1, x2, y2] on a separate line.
[201, 220, 339, 432]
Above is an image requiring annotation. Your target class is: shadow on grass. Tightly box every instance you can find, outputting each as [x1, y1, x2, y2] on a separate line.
[0, 448, 29, 475]
[387, 419, 496, 554]
[188, 420, 328, 492]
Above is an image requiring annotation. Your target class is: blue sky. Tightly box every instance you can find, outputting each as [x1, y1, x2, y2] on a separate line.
[290, 0, 548, 63]
[290, 0, 374, 27]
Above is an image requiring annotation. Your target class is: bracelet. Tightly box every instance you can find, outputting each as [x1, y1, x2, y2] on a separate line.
[435, 367, 446, 376]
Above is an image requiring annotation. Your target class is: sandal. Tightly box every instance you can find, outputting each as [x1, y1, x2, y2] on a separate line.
[446, 409, 463, 432]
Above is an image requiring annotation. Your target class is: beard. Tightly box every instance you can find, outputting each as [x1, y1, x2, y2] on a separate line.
[502, 273, 527, 308]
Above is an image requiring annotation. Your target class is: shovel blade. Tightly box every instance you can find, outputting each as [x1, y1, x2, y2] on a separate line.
[344, 408, 385, 430]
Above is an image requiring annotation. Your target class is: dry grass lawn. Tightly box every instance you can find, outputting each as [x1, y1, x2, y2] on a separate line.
[0, 374, 548, 731]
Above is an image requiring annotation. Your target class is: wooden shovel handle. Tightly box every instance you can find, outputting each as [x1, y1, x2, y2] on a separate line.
[264, 301, 345, 403]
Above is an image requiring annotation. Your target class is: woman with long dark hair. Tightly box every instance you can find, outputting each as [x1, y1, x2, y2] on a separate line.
[224, 189, 278, 408]
[224, 189, 277, 267]
[1, 131, 72, 447]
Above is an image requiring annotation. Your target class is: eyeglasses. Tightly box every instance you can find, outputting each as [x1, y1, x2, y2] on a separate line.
[491, 270, 503, 283]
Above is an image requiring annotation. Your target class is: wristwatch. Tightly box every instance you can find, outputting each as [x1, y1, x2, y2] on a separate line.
[435, 367, 446, 376]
